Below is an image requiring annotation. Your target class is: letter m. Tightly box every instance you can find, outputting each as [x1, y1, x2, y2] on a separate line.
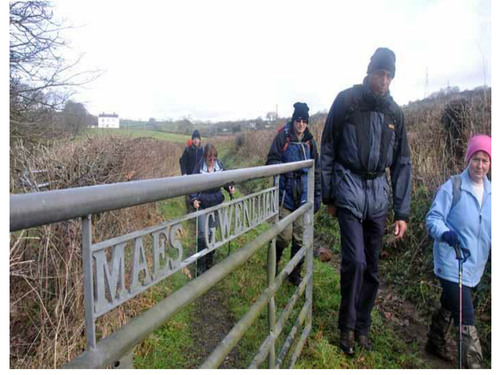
[94, 243, 128, 315]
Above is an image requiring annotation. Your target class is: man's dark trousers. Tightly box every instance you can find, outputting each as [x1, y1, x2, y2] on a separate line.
[337, 207, 386, 335]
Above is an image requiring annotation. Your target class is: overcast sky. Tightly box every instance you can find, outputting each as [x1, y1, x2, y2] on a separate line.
[53, 0, 491, 122]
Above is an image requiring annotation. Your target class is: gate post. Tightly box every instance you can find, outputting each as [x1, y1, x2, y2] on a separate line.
[304, 162, 314, 329]
[82, 215, 97, 349]
[267, 175, 279, 368]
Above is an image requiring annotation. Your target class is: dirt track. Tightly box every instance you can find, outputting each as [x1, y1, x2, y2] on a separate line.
[190, 287, 241, 368]
[188, 254, 455, 369]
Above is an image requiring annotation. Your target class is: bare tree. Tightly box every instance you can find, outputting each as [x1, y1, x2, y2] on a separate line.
[61, 100, 89, 139]
[10, 1, 100, 148]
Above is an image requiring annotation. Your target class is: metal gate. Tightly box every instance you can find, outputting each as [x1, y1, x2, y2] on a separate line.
[10, 160, 315, 369]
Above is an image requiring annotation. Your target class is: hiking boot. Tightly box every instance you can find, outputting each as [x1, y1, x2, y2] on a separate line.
[461, 325, 483, 369]
[355, 332, 373, 351]
[196, 258, 207, 277]
[288, 273, 302, 287]
[206, 252, 214, 271]
[196, 238, 207, 277]
[288, 262, 303, 286]
[340, 329, 355, 355]
[425, 306, 453, 362]
[425, 340, 453, 362]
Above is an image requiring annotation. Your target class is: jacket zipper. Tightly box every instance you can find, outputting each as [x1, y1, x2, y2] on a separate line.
[362, 179, 368, 221]
[472, 187, 488, 284]
[472, 210, 483, 284]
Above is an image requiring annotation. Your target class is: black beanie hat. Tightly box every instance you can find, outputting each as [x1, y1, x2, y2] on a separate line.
[192, 130, 201, 140]
[291, 102, 310, 122]
[367, 47, 396, 78]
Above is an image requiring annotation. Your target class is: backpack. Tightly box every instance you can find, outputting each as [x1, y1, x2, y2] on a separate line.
[434, 174, 462, 212]
[427, 175, 462, 241]
[449, 175, 462, 211]
[333, 85, 399, 169]
[278, 123, 312, 153]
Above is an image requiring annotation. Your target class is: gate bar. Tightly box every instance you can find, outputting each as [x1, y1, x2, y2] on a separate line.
[275, 300, 311, 368]
[249, 272, 310, 369]
[11, 161, 312, 232]
[200, 239, 312, 369]
[63, 202, 310, 369]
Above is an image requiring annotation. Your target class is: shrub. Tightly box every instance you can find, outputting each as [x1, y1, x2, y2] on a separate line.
[10, 136, 184, 368]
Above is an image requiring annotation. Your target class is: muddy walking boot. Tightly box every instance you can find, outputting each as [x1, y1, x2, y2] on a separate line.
[288, 269, 302, 287]
[355, 331, 373, 351]
[425, 306, 453, 362]
[206, 251, 214, 271]
[196, 238, 207, 277]
[461, 325, 483, 369]
[288, 242, 303, 287]
[196, 257, 207, 277]
[340, 329, 355, 355]
[275, 244, 285, 276]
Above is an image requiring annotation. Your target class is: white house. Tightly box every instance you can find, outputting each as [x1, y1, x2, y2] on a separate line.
[98, 113, 120, 129]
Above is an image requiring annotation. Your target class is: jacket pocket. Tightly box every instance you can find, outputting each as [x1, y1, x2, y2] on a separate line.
[331, 166, 346, 202]
[333, 167, 364, 217]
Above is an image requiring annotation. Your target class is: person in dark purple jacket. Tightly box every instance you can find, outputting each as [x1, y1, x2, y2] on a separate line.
[190, 144, 234, 276]
[179, 130, 204, 212]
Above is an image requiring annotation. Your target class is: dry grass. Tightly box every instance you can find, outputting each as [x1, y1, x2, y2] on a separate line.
[232, 114, 326, 167]
[10, 135, 184, 368]
[9, 88, 490, 369]
[406, 89, 491, 191]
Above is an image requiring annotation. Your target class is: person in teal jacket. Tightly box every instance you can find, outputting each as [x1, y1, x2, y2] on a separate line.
[425, 134, 491, 369]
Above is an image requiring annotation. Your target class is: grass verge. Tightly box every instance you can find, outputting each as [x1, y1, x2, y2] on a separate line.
[85, 128, 191, 143]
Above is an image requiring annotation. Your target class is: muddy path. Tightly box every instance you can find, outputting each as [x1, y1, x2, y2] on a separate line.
[375, 280, 454, 369]
[188, 229, 454, 369]
[190, 287, 241, 369]
[325, 245, 454, 369]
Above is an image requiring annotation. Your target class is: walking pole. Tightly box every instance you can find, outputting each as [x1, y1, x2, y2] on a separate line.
[454, 243, 464, 369]
[194, 193, 202, 278]
[195, 205, 199, 278]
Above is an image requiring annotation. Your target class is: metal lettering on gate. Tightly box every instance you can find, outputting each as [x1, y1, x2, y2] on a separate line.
[81, 186, 279, 349]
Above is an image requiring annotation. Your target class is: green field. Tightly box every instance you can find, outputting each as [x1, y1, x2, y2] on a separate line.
[87, 128, 191, 143]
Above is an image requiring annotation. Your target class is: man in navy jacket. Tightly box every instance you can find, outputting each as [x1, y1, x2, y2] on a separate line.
[320, 48, 412, 355]
[266, 102, 321, 286]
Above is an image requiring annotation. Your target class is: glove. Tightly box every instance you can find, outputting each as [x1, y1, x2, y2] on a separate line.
[441, 231, 459, 247]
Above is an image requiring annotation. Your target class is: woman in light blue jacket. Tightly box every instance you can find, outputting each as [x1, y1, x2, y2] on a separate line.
[425, 134, 491, 369]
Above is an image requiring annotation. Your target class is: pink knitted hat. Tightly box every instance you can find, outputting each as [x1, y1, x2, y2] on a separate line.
[465, 134, 491, 164]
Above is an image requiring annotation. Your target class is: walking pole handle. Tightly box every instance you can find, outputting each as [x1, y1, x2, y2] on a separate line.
[454, 243, 463, 261]
[454, 244, 471, 263]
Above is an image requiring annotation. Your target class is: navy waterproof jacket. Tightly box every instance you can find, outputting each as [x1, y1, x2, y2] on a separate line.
[266, 122, 321, 213]
[179, 143, 204, 175]
[320, 78, 412, 221]
[189, 158, 230, 209]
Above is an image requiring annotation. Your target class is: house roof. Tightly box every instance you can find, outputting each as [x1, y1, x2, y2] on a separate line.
[99, 113, 119, 118]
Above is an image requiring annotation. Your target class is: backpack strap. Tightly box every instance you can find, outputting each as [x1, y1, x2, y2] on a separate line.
[333, 85, 363, 154]
[450, 175, 462, 211]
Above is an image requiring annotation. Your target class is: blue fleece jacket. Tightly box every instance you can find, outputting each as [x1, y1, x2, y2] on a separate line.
[425, 168, 491, 287]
